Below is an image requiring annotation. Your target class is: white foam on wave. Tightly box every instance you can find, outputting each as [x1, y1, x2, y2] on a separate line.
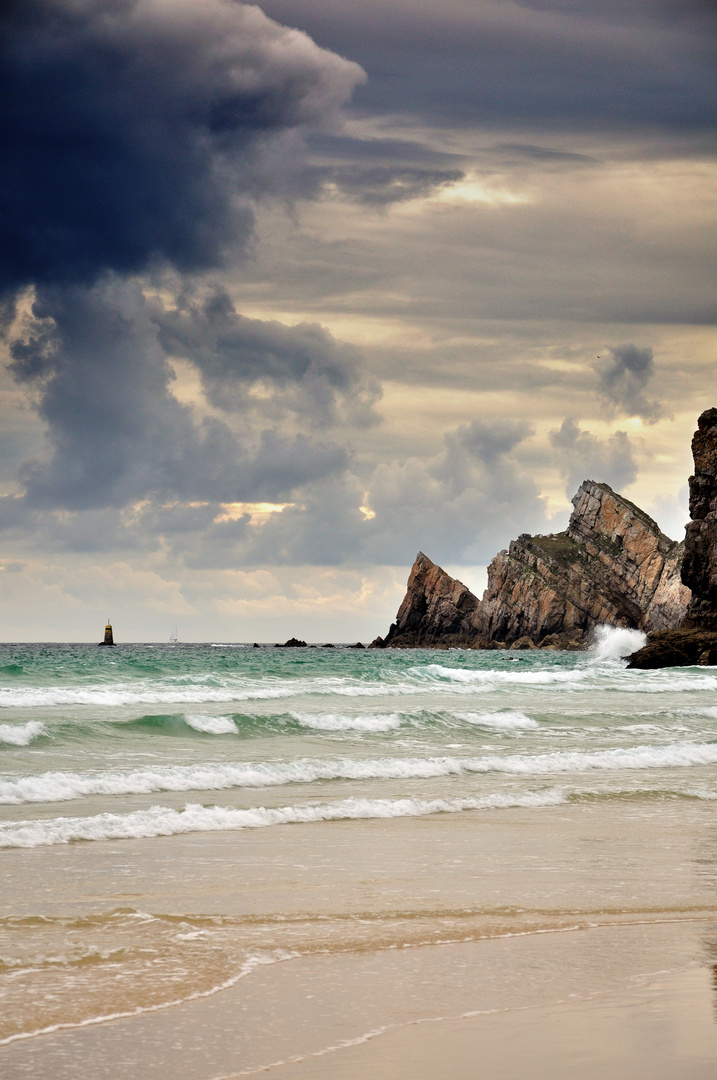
[290, 712, 403, 732]
[0, 720, 46, 747]
[417, 664, 585, 687]
[0, 677, 422, 708]
[183, 715, 238, 735]
[3, 660, 715, 713]
[0, 790, 568, 848]
[453, 711, 538, 730]
[4, 740, 717, 806]
[590, 625, 647, 661]
[0, 683, 296, 708]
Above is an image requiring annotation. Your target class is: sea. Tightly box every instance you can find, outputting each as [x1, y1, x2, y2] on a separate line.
[2, 628, 717, 1078]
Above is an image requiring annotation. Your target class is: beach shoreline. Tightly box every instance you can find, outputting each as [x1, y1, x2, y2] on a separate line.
[3, 796, 717, 1077]
[2, 645, 717, 1076]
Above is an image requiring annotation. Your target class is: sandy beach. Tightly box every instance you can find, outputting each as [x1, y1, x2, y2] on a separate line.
[3, 794, 717, 1078]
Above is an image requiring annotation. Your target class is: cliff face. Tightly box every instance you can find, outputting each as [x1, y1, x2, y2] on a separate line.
[681, 407, 717, 628]
[374, 480, 689, 649]
[479, 481, 688, 645]
[379, 552, 482, 648]
[627, 408, 717, 669]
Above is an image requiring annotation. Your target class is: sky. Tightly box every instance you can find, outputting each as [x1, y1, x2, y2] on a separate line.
[0, 0, 716, 642]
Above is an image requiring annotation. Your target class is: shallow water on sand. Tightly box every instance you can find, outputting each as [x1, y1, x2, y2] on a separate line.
[2, 636, 717, 1074]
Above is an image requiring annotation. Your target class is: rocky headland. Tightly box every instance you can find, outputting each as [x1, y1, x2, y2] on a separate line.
[372, 479, 689, 651]
[627, 408, 717, 668]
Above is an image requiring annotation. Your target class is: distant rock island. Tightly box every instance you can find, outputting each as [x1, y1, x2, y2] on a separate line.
[371, 478, 690, 651]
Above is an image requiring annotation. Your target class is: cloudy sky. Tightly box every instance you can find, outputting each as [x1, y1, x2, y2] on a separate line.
[1, 0, 715, 641]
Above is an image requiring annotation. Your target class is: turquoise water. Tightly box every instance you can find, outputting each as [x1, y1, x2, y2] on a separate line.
[2, 635, 717, 846]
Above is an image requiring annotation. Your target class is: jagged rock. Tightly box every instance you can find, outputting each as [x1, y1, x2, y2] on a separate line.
[380, 481, 689, 649]
[627, 409, 717, 669]
[381, 552, 485, 648]
[276, 637, 307, 647]
[626, 628, 717, 669]
[368, 635, 385, 649]
[478, 481, 688, 645]
[348, 642, 365, 649]
[682, 408, 717, 629]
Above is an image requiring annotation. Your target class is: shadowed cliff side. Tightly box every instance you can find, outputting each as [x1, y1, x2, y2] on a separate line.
[628, 408, 717, 669]
[373, 552, 483, 649]
[372, 480, 689, 650]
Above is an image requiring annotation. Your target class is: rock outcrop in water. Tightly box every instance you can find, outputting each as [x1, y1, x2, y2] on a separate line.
[372, 480, 689, 650]
[373, 551, 483, 649]
[628, 408, 717, 669]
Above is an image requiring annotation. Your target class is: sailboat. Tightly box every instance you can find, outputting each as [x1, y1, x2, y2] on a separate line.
[98, 619, 115, 647]
[169, 624, 178, 644]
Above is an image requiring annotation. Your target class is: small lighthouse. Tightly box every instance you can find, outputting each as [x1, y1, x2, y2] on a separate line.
[98, 619, 115, 647]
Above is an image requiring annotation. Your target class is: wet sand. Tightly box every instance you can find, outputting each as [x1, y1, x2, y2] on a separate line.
[2, 801, 717, 1078]
[3, 921, 717, 1079]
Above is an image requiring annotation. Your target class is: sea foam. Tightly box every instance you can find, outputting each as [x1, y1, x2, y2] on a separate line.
[453, 711, 538, 730]
[183, 715, 238, 735]
[0, 721, 46, 746]
[289, 712, 404, 732]
[416, 665, 586, 686]
[3, 741, 717, 806]
[0, 791, 568, 848]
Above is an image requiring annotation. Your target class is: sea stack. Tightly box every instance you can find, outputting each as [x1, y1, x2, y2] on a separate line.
[372, 480, 688, 650]
[627, 408, 717, 668]
[98, 620, 115, 647]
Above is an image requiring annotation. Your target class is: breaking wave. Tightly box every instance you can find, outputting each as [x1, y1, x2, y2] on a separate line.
[183, 715, 238, 735]
[289, 712, 403, 732]
[415, 665, 585, 686]
[452, 711, 538, 730]
[3, 741, 717, 806]
[0, 791, 568, 848]
[0, 721, 46, 747]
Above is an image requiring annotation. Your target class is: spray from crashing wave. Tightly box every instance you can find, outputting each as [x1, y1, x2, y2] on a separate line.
[591, 625, 647, 661]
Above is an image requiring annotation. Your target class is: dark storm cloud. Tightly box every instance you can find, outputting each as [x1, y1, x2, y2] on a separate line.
[177, 418, 550, 569]
[259, 0, 717, 136]
[595, 344, 663, 421]
[0, 0, 365, 292]
[0, 1, 373, 525]
[549, 417, 637, 497]
[154, 286, 381, 427]
[7, 278, 348, 511]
